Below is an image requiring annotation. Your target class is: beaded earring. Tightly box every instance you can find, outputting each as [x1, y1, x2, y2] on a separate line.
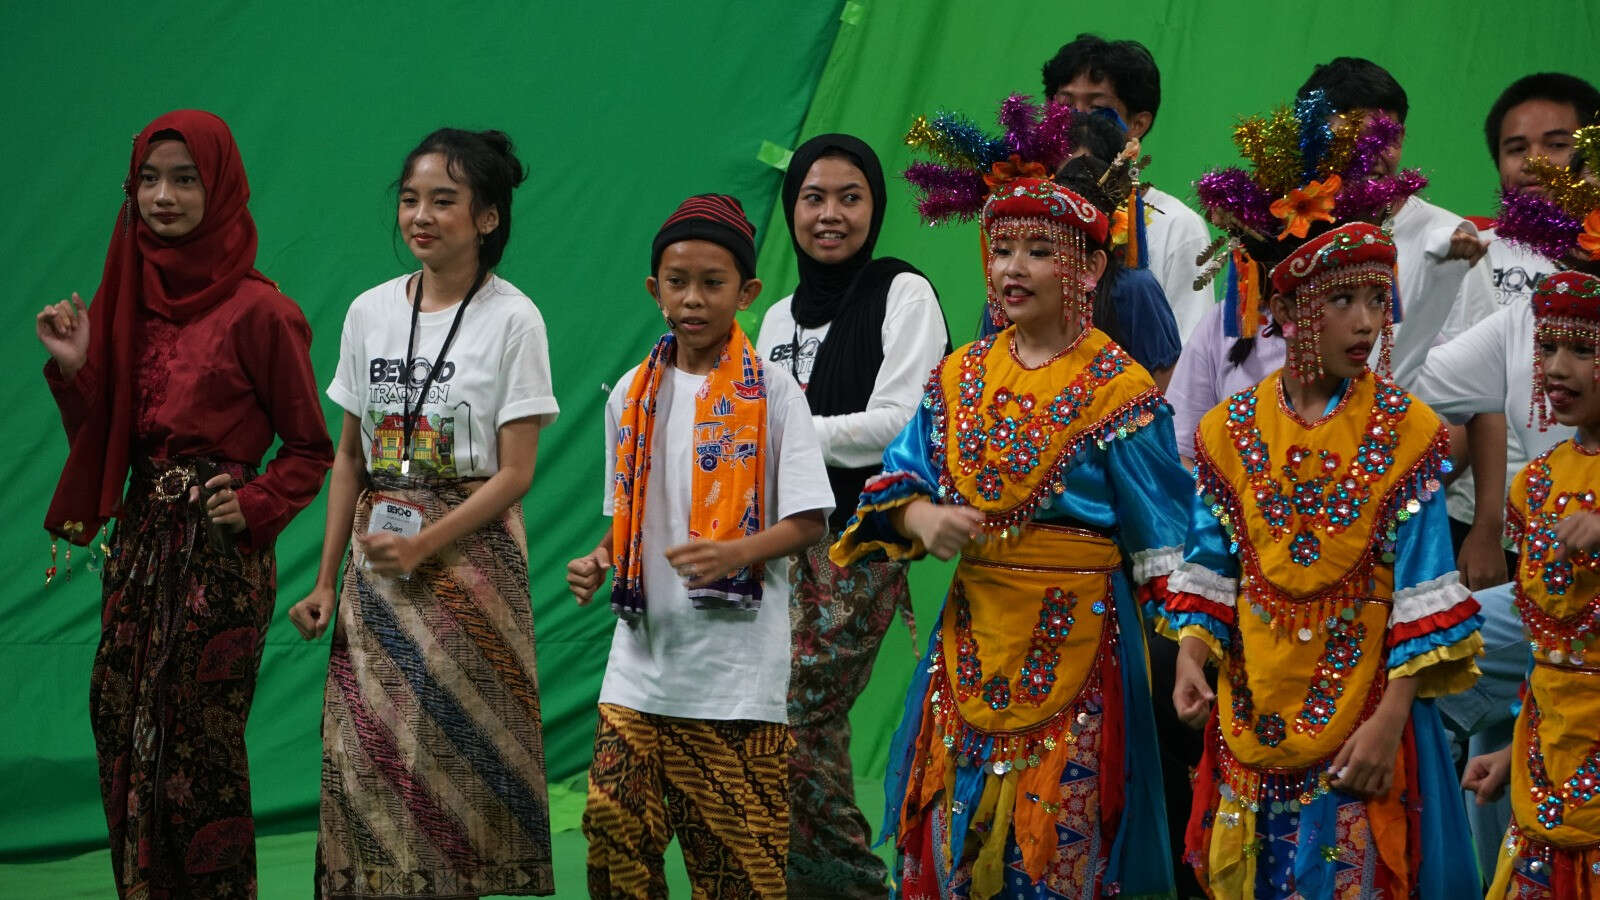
[983, 217, 1091, 331]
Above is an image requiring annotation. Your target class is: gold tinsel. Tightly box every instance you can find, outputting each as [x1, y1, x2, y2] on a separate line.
[1525, 156, 1600, 219]
[1319, 117, 1365, 178]
[1232, 108, 1301, 197]
[1574, 125, 1600, 179]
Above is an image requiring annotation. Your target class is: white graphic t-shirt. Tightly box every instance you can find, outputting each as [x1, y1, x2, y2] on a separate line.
[328, 273, 559, 477]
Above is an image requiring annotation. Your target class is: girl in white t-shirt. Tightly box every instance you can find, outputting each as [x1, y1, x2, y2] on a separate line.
[289, 128, 559, 898]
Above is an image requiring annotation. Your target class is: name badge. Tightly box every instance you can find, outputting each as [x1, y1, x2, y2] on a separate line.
[369, 495, 424, 538]
[363, 495, 424, 579]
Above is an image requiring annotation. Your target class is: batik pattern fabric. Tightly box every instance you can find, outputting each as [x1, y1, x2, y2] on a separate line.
[1489, 440, 1600, 898]
[831, 327, 1191, 899]
[1158, 371, 1484, 899]
[583, 702, 791, 899]
[787, 537, 911, 898]
[315, 474, 553, 898]
[90, 459, 273, 899]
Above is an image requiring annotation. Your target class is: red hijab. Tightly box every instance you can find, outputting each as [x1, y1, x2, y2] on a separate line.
[46, 110, 267, 543]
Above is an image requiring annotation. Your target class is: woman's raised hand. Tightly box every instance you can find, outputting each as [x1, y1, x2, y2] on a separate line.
[36, 292, 90, 377]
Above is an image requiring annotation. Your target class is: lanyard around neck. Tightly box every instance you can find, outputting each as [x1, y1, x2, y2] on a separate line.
[401, 269, 484, 474]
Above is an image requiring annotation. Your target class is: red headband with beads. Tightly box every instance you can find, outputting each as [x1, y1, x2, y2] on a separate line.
[981, 177, 1109, 245]
[1532, 270, 1600, 322]
[1269, 222, 1397, 298]
[1530, 270, 1600, 430]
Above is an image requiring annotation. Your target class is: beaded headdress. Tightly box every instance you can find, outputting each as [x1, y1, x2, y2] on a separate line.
[1529, 270, 1600, 429]
[1267, 223, 1400, 380]
[1193, 90, 1426, 379]
[1497, 125, 1600, 264]
[903, 94, 1109, 330]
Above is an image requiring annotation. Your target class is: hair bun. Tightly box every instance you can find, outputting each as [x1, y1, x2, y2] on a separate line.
[477, 129, 527, 188]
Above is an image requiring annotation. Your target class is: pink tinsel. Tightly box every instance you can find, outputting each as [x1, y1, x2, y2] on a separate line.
[1343, 115, 1404, 180]
[1498, 189, 1581, 259]
[1333, 169, 1428, 221]
[1195, 168, 1277, 234]
[906, 162, 988, 222]
[996, 93, 1079, 176]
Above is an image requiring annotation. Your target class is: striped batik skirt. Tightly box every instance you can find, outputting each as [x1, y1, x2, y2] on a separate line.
[315, 474, 553, 898]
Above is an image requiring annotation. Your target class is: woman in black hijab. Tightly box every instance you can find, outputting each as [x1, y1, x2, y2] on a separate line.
[755, 134, 949, 898]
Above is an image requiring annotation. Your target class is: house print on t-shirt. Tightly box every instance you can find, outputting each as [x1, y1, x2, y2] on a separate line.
[369, 410, 462, 477]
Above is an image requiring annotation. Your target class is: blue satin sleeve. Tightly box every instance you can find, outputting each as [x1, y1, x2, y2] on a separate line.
[1392, 485, 1457, 591]
[1102, 405, 1191, 570]
[1182, 488, 1240, 579]
[1387, 486, 1484, 671]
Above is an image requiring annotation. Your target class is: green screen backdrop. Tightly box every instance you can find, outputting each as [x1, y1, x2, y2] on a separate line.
[3, 0, 1595, 875]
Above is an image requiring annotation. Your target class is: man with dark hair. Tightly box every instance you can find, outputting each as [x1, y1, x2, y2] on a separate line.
[1478, 73, 1600, 307]
[1414, 72, 1597, 879]
[1042, 34, 1213, 341]
[1296, 57, 1497, 389]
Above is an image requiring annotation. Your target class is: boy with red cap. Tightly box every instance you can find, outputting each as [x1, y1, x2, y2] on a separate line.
[567, 193, 832, 897]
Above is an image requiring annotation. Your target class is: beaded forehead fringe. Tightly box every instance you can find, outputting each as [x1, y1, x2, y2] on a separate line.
[1283, 261, 1396, 382]
[983, 216, 1091, 331]
[1530, 316, 1600, 430]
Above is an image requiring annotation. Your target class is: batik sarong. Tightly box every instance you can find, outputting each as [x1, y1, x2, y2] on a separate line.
[315, 473, 553, 898]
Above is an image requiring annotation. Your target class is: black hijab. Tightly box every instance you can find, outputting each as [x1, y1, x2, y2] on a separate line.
[782, 134, 948, 529]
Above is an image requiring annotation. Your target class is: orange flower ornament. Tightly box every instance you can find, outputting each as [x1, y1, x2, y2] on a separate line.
[1579, 208, 1600, 259]
[1270, 175, 1343, 240]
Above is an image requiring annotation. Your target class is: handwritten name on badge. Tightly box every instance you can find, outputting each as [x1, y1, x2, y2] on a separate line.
[364, 495, 424, 580]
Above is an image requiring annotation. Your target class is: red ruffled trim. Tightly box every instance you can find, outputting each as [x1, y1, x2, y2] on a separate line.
[861, 470, 925, 495]
[1136, 574, 1173, 609]
[1386, 595, 1481, 646]
[1164, 589, 1238, 626]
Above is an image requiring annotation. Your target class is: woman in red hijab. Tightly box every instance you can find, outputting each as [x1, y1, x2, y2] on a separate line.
[35, 109, 333, 898]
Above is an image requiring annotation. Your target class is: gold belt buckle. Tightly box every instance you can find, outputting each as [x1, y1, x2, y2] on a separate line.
[151, 466, 194, 502]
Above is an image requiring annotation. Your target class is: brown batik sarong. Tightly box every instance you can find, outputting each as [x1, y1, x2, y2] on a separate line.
[583, 702, 792, 899]
[315, 475, 553, 898]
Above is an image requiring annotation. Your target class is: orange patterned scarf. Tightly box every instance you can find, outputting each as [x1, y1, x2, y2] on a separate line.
[611, 321, 767, 620]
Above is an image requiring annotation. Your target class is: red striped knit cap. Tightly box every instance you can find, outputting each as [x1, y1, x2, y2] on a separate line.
[651, 193, 757, 279]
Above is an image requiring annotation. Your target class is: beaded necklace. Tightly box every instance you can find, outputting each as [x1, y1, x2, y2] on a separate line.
[933, 332, 1145, 535]
[1514, 448, 1600, 666]
[1224, 377, 1414, 558]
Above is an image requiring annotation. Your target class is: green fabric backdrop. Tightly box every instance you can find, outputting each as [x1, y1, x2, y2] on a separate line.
[3, 0, 1595, 869]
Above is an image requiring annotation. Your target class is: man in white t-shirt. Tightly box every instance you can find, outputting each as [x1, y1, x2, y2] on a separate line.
[1413, 70, 1598, 879]
[1043, 34, 1214, 341]
[1294, 58, 1500, 391]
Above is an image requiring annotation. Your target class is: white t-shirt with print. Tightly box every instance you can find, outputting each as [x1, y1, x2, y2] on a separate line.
[756, 271, 948, 470]
[598, 361, 832, 723]
[1482, 226, 1556, 309]
[328, 273, 559, 477]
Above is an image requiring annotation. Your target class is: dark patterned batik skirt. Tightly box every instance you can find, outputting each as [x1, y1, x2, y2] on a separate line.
[315, 475, 553, 898]
[786, 537, 912, 899]
[90, 459, 275, 899]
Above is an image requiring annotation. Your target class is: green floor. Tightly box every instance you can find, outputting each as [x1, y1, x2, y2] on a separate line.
[0, 778, 892, 898]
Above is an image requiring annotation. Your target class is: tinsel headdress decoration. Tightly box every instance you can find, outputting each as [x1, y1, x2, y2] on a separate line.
[1529, 269, 1600, 429]
[1497, 125, 1600, 263]
[1193, 90, 1427, 338]
[903, 94, 1110, 330]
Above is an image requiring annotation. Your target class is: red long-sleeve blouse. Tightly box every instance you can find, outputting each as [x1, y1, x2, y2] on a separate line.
[46, 279, 333, 547]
